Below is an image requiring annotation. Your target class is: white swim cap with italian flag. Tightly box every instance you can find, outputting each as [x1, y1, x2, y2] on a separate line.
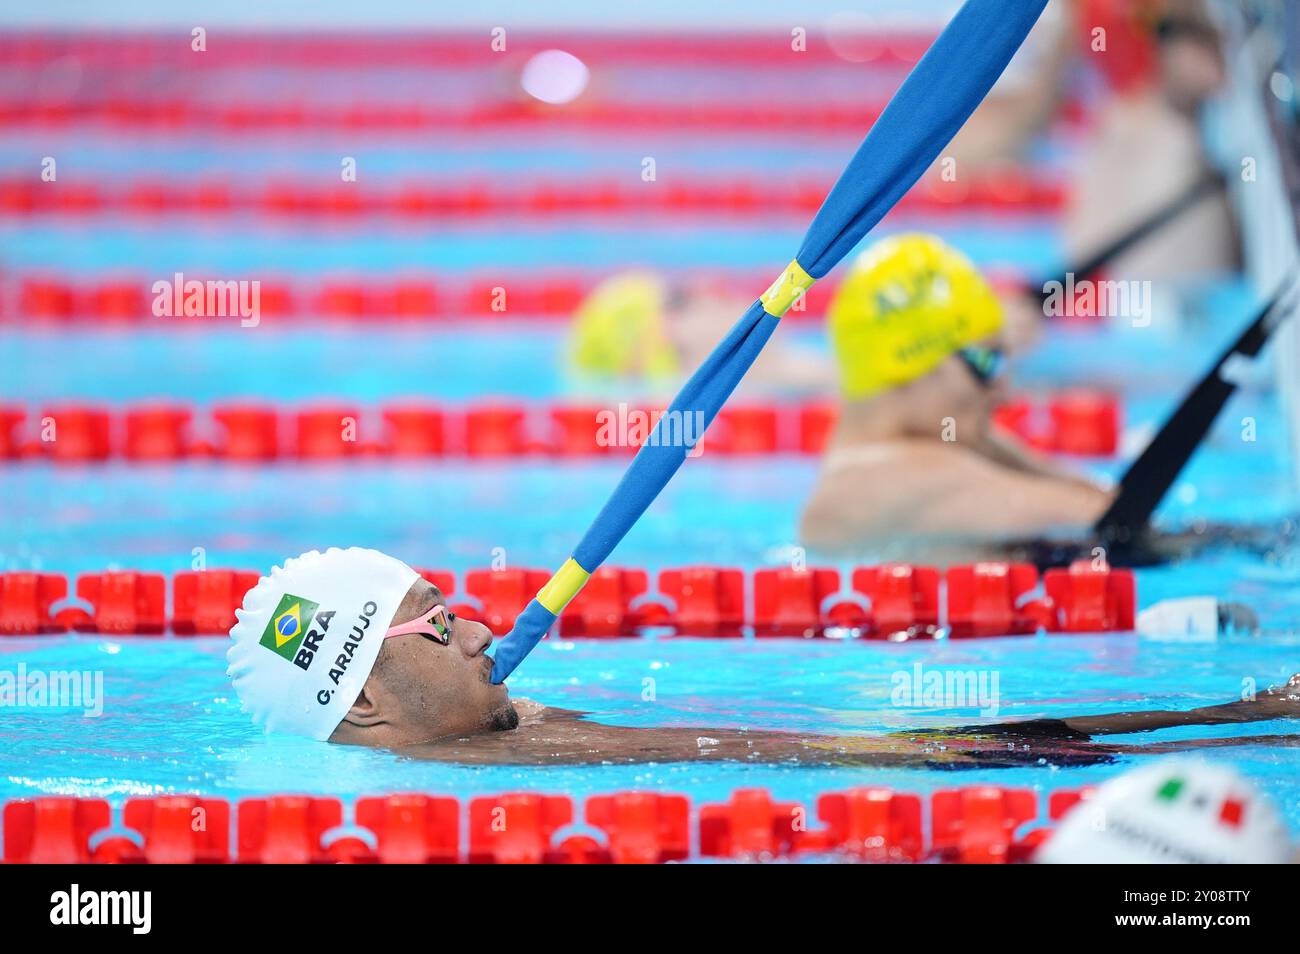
[1036, 757, 1290, 864]
[226, 547, 420, 740]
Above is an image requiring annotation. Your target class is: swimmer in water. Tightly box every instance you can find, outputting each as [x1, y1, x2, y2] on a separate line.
[798, 233, 1115, 564]
[566, 272, 832, 397]
[228, 548, 1300, 767]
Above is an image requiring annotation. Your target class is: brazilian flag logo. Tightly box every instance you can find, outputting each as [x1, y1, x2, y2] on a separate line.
[259, 594, 320, 662]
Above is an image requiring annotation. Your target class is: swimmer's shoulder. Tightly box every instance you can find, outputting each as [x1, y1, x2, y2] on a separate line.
[512, 699, 589, 726]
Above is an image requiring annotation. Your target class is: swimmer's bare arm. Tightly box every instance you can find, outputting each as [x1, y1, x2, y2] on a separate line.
[932, 451, 1115, 539]
[399, 679, 1300, 765]
[1057, 674, 1300, 736]
[970, 427, 1110, 492]
[959, 675, 1300, 741]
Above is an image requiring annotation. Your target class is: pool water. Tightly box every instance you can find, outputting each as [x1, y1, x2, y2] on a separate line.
[2, 305, 1299, 835]
[1, 25, 1298, 847]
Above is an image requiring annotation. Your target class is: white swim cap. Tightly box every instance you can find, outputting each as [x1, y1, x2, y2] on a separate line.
[226, 548, 420, 740]
[1036, 757, 1290, 864]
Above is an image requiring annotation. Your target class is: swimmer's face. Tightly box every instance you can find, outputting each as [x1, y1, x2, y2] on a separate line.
[340, 578, 517, 746]
[929, 336, 1009, 426]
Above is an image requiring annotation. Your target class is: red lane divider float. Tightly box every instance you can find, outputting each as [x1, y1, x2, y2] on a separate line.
[0, 31, 943, 71]
[0, 560, 1136, 638]
[5, 267, 1035, 324]
[0, 785, 1093, 864]
[0, 393, 1121, 462]
[0, 98, 1089, 136]
[0, 173, 1067, 221]
[994, 390, 1122, 456]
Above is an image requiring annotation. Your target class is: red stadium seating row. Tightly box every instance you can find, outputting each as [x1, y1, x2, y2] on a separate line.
[0, 174, 1066, 220]
[0, 395, 1121, 461]
[1, 785, 1095, 864]
[5, 267, 1031, 323]
[0, 561, 1137, 638]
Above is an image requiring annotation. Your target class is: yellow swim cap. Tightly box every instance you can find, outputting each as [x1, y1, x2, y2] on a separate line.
[828, 234, 1004, 399]
[568, 273, 679, 380]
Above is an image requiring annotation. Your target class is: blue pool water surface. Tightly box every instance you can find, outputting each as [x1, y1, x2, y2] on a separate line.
[0, 36, 1296, 847]
[2, 304, 1299, 835]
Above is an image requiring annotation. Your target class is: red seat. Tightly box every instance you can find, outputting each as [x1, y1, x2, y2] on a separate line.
[0, 572, 68, 634]
[381, 404, 446, 456]
[122, 796, 230, 863]
[172, 570, 259, 635]
[698, 788, 803, 859]
[931, 786, 1037, 863]
[751, 567, 842, 637]
[585, 792, 690, 864]
[1043, 560, 1136, 632]
[124, 404, 193, 460]
[212, 403, 279, 460]
[237, 796, 343, 864]
[852, 564, 941, 638]
[468, 793, 572, 864]
[3, 797, 111, 863]
[354, 794, 459, 864]
[560, 567, 649, 637]
[946, 562, 1040, 637]
[816, 787, 924, 862]
[41, 405, 112, 461]
[462, 568, 550, 635]
[657, 567, 745, 637]
[76, 571, 166, 635]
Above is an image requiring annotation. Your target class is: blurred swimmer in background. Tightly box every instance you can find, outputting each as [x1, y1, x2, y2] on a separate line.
[799, 234, 1114, 563]
[565, 272, 833, 396]
[950, 0, 1236, 278]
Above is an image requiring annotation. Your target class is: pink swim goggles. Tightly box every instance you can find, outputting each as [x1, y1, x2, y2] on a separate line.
[384, 604, 456, 646]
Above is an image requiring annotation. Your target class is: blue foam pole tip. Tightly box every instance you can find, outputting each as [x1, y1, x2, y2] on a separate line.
[490, 599, 556, 683]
